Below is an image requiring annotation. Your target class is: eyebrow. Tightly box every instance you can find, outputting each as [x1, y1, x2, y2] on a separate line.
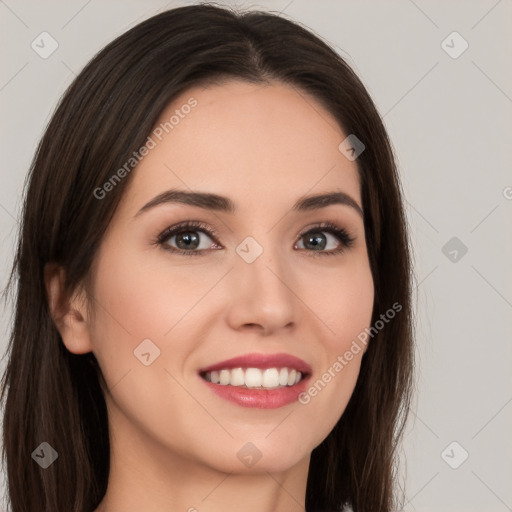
[134, 189, 363, 218]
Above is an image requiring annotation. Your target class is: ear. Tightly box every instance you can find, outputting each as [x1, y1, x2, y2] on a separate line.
[44, 262, 93, 354]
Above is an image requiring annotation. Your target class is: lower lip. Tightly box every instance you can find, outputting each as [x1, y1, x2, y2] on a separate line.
[199, 375, 310, 409]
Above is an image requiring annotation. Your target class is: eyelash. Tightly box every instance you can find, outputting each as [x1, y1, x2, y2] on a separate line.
[154, 220, 356, 257]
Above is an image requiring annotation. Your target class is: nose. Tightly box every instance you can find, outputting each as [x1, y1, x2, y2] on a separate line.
[225, 245, 298, 335]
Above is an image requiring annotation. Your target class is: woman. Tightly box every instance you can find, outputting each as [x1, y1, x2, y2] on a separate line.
[0, 4, 414, 511]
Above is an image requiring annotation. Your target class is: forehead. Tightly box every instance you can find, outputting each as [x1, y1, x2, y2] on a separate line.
[121, 80, 361, 216]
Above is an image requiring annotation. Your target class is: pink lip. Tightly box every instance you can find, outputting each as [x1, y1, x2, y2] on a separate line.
[198, 352, 312, 374]
[197, 352, 312, 409]
[200, 375, 311, 409]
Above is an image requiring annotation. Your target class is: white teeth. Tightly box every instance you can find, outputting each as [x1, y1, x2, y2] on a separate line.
[230, 368, 245, 386]
[245, 368, 262, 388]
[219, 369, 230, 385]
[262, 368, 279, 388]
[202, 367, 305, 389]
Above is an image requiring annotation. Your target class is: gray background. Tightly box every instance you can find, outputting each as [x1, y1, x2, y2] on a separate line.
[1, 1, 511, 511]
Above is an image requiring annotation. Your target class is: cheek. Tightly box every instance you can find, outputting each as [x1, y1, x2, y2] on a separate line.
[91, 248, 204, 341]
[323, 262, 374, 382]
[88, 245, 222, 390]
[295, 260, 374, 443]
[308, 258, 375, 350]
[87, 248, 179, 387]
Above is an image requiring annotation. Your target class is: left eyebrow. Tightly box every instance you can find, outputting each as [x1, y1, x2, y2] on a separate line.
[292, 191, 363, 218]
[134, 189, 363, 218]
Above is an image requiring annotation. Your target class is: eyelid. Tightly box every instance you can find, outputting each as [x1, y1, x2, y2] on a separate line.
[296, 221, 356, 255]
[154, 220, 221, 255]
[156, 220, 219, 241]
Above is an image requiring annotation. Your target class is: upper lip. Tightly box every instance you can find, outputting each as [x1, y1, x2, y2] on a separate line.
[198, 352, 312, 375]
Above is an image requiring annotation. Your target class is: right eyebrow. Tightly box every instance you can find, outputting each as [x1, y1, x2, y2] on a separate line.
[134, 189, 236, 218]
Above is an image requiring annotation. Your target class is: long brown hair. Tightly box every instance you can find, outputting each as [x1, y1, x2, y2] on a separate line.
[0, 3, 414, 511]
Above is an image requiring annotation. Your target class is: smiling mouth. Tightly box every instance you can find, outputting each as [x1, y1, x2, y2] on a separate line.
[199, 367, 308, 390]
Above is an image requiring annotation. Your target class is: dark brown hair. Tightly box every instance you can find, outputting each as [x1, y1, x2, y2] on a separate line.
[1, 3, 414, 511]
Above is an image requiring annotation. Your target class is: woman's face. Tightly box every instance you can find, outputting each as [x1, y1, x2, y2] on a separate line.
[84, 80, 374, 474]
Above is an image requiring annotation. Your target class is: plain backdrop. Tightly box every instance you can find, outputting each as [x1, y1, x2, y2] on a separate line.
[1, 1, 511, 511]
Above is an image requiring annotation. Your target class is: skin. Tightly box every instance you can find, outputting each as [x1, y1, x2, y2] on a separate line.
[46, 80, 374, 512]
